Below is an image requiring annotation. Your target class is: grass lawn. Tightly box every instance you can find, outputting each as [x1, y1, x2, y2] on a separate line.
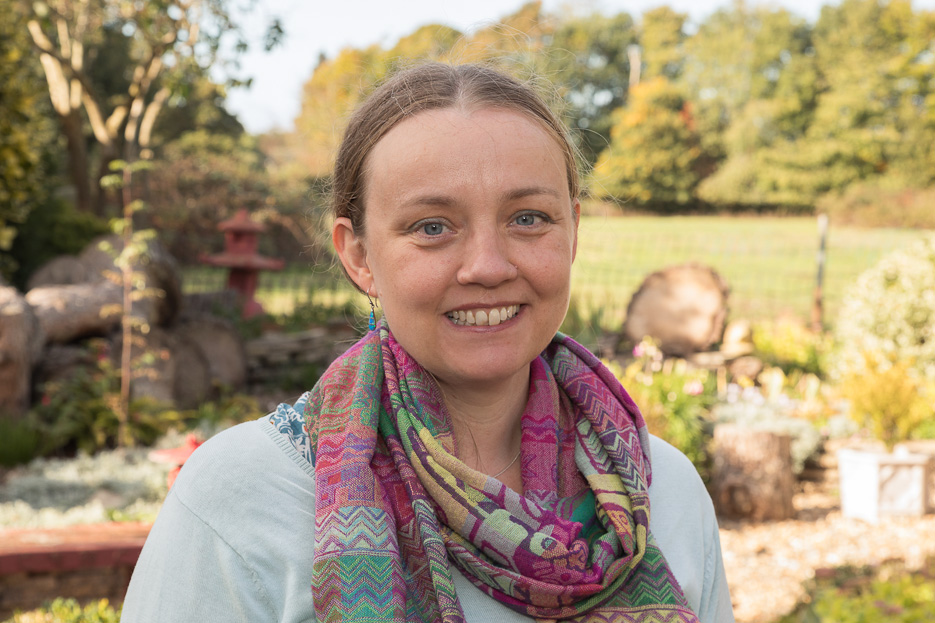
[183, 216, 930, 330]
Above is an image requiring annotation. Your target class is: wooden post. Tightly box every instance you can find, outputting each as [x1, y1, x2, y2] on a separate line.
[712, 425, 795, 521]
[811, 214, 828, 333]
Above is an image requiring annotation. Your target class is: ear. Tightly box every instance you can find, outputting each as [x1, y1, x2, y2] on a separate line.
[571, 199, 580, 262]
[332, 217, 373, 293]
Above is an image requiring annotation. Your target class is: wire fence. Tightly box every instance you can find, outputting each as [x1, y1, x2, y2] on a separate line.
[182, 216, 929, 331]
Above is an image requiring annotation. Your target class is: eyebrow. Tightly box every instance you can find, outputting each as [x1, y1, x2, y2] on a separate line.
[402, 186, 562, 209]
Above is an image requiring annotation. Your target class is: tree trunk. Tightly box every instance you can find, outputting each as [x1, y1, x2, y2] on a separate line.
[60, 109, 93, 214]
[711, 425, 795, 521]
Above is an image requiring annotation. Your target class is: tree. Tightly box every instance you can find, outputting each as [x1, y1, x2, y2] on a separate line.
[22, 0, 276, 215]
[591, 77, 705, 210]
[0, 0, 60, 280]
[639, 7, 688, 81]
[543, 11, 637, 166]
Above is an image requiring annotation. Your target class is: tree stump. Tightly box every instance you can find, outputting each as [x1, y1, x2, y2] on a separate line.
[623, 263, 729, 357]
[0, 287, 42, 417]
[711, 425, 795, 521]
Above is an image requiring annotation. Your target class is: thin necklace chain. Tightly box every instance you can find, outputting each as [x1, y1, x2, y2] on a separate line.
[490, 447, 522, 479]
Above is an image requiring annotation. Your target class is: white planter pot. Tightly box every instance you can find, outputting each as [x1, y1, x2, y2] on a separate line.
[838, 447, 933, 523]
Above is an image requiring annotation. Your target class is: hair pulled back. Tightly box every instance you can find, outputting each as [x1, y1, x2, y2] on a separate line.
[332, 62, 579, 236]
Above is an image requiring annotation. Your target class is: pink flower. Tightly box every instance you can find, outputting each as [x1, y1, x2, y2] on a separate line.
[633, 343, 645, 358]
[683, 380, 704, 396]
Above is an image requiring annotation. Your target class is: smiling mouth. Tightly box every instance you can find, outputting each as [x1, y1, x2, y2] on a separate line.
[446, 305, 521, 327]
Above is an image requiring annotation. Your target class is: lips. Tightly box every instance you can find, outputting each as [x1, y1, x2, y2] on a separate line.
[446, 304, 521, 327]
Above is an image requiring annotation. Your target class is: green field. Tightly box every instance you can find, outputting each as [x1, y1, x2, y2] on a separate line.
[184, 216, 931, 330]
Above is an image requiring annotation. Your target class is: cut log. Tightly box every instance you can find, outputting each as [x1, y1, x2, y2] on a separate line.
[174, 314, 247, 391]
[624, 263, 729, 357]
[0, 287, 41, 417]
[711, 425, 795, 521]
[26, 282, 123, 344]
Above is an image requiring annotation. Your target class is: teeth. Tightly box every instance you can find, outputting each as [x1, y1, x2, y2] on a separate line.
[447, 305, 521, 326]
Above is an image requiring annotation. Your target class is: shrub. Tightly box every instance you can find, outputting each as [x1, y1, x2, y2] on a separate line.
[833, 234, 935, 383]
[6, 598, 121, 623]
[31, 342, 182, 455]
[778, 557, 935, 623]
[0, 417, 42, 467]
[838, 353, 933, 451]
[819, 185, 935, 230]
[753, 319, 831, 378]
[608, 338, 716, 480]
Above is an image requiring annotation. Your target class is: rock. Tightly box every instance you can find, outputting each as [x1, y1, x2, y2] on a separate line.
[174, 314, 247, 391]
[111, 327, 211, 409]
[26, 282, 123, 344]
[26, 255, 89, 290]
[623, 263, 729, 357]
[728, 355, 764, 381]
[77, 234, 183, 327]
[720, 318, 755, 359]
[0, 287, 41, 417]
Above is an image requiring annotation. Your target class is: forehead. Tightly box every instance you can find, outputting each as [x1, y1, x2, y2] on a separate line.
[363, 107, 569, 200]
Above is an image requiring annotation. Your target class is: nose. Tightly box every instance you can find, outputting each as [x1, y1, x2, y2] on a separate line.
[456, 226, 518, 287]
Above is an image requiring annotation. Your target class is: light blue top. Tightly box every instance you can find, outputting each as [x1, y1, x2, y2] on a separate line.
[122, 416, 734, 622]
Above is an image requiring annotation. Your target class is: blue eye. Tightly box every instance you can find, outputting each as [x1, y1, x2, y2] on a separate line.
[422, 222, 445, 236]
[514, 213, 540, 226]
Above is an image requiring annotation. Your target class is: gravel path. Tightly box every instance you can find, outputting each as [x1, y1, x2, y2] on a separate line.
[719, 449, 935, 623]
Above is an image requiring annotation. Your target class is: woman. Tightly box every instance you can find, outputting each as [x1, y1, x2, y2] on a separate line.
[122, 63, 734, 622]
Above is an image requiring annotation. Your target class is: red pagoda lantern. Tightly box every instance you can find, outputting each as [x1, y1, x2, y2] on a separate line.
[199, 209, 285, 318]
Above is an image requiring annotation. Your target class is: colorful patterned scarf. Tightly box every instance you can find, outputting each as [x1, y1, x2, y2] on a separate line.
[303, 323, 697, 622]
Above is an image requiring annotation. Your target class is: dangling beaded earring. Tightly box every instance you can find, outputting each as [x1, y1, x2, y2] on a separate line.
[367, 286, 377, 331]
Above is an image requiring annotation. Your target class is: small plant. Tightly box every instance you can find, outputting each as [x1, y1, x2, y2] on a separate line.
[839, 353, 933, 452]
[778, 557, 935, 623]
[753, 319, 831, 378]
[30, 342, 182, 455]
[0, 417, 42, 467]
[608, 338, 716, 479]
[6, 597, 121, 623]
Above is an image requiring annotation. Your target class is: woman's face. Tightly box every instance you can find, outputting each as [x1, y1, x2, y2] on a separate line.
[334, 106, 579, 393]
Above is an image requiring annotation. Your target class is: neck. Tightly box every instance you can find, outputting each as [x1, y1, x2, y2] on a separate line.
[437, 369, 528, 483]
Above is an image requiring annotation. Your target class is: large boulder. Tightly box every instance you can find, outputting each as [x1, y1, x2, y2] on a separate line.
[623, 263, 729, 357]
[0, 287, 42, 417]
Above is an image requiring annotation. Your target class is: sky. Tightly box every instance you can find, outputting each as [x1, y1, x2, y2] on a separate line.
[225, 0, 935, 134]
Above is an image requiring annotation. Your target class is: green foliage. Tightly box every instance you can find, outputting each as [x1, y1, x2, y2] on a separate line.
[0, 0, 60, 280]
[778, 557, 935, 623]
[5, 598, 121, 623]
[833, 234, 935, 383]
[591, 78, 706, 209]
[31, 343, 182, 455]
[184, 393, 263, 428]
[607, 338, 715, 479]
[8, 196, 110, 289]
[753, 320, 831, 377]
[0, 417, 42, 467]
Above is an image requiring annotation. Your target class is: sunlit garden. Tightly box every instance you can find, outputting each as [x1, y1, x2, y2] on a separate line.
[3, 0, 935, 621]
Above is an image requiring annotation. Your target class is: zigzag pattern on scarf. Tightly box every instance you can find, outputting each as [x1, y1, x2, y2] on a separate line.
[304, 324, 698, 622]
